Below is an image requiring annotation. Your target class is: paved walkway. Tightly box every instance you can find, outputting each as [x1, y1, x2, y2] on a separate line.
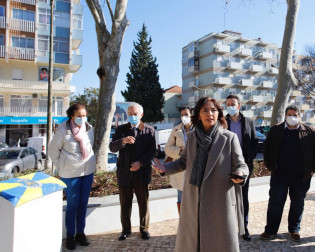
[63, 192, 315, 252]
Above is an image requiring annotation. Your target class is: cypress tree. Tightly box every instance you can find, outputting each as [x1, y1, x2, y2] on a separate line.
[121, 24, 164, 122]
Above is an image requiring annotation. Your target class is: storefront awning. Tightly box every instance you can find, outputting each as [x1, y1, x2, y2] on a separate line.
[0, 117, 68, 125]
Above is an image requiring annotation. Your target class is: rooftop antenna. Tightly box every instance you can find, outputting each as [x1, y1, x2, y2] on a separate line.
[224, 1, 231, 30]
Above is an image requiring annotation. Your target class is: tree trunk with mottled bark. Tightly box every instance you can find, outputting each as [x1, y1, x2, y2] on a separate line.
[85, 0, 129, 171]
[271, 0, 300, 126]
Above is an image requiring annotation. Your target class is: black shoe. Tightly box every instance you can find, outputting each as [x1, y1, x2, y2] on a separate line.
[75, 233, 90, 246]
[66, 235, 76, 250]
[118, 231, 131, 241]
[141, 231, 150, 240]
[242, 232, 252, 241]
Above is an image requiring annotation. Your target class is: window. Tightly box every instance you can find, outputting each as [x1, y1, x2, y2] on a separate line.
[72, 14, 82, 30]
[12, 9, 35, 21]
[10, 95, 32, 109]
[12, 69, 23, 80]
[39, 96, 64, 115]
[54, 11, 70, 28]
[12, 37, 34, 49]
[54, 37, 69, 53]
[229, 88, 236, 95]
[0, 34, 4, 46]
[38, 8, 50, 25]
[38, 35, 49, 56]
[0, 6, 4, 16]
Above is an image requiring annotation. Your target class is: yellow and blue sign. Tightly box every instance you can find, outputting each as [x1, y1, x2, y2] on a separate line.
[0, 172, 66, 207]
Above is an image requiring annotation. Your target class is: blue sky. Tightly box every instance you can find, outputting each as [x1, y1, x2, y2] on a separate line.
[71, 0, 315, 102]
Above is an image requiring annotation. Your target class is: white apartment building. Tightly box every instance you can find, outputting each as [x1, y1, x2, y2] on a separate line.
[182, 30, 313, 127]
[0, 0, 83, 146]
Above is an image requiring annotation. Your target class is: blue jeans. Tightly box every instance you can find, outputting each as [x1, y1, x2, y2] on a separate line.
[177, 190, 183, 203]
[265, 175, 311, 234]
[61, 173, 94, 236]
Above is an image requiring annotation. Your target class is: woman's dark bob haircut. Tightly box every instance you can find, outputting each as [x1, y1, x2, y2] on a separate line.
[191, 97, 227, 129]
[66, 103, 87, 118]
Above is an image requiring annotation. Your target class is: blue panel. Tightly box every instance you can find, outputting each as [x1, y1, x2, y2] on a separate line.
[0, 117, 68, 125]
[56, 1, 70, 12]
[55, 27, 70, 38]
[55, 53, 69, 64]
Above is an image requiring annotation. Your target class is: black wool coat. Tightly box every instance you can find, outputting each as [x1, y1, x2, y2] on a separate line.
[109, 122, 156, 186]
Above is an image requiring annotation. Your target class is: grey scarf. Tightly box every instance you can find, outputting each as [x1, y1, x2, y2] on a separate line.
[189, 121, 219, 187]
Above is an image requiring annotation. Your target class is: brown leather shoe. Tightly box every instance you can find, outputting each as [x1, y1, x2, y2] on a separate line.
[290, 232, 300, 242]
[260, 231, 277, 240]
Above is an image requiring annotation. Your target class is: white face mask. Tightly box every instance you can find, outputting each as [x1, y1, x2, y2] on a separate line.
[286, 116, 299, 126]
[74, 116, 87, 126]
[181, 116, 191, 125]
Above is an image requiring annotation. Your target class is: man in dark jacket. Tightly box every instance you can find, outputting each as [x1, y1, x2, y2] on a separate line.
[225, 94, 258, 241]
[260, 105, 315, 242]
[109, 102, 156, 241]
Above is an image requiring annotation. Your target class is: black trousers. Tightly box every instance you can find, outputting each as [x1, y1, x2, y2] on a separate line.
[242, 175, 250, 231]
[119, 179, 150, 233]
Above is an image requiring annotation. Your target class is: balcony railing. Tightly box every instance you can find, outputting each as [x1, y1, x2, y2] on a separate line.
[260, 81, 273, 88]
[242, 110, 254, 117]
[0, 16, 5, 29]
[188, 50, 199, 59]
[249, 65, 263, 72]
[268, 67, 279, 75]
[237, 48, 252, 57]
[249, 95, 263, 103]
[214, 77, 231, 85]
[9, 18, 35, 33]
[239, 79, 253, 87]
[0, 79, 70, 91]
[0, 106, 67, 117]
[291, 90, 302, 97]
[8, 47, 35, 60]
[227, 62, 242, 70]
[260, 111, 272, 118]
[0, 45, 4, 58]
[214, 44, 230, 54]
[258, 52, 273, 60]
[11, 0, 36, 5]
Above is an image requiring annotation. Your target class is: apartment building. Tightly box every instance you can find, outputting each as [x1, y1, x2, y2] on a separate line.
[0, 0, 82, 146]
[162, 85, 182, 124]
[181, 30, 311, 127]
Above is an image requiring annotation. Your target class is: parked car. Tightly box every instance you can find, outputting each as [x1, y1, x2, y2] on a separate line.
[20, 137, 47, 159]
[0, 141, 9, 151]
[0, 147, 43, 176]
[107, 152, 118, 172]
[256, 131, 266, 153]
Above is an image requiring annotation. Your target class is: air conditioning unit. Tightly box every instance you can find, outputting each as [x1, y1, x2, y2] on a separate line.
[32, 93, 38, 98]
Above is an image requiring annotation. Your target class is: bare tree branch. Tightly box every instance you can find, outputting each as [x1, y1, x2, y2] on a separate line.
[106, 0, 115, 25]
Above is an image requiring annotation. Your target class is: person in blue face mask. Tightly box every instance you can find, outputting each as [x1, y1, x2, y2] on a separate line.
[225, 94, 258, 241]
[109, 102, 156, 241]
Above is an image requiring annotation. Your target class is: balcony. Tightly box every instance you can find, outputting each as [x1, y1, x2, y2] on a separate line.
[214, 77, 231, 86]
[291, 90, 302, 97]
[227, 62, 242, 70]
[0, 45, 4, 58]
[309, 117, 315, 124]
[0, 16, 5, 29]
[249, 95, 263, 103]
[214, 44, 230, 54]
[260, 111, 272, 118]
[0, 79, 71, 92]
[301, 104, 311, 111]
[72, 29, 83, 49]
[11, 0, 36, 5]
[257, 51, 273, 60]
[188, 50, 199, 59]
[8, 47, 35, 61]
[268, 67, 279, 75]
[0, 106, 67, 117]
[237, 48, 252, 57]
[239, 79, 253, 87]
[260, 81, 273, 89]
[188, 65, 199, 73]
[70, 54, 82, 72]
[242, 110, 254, 117]
[8, 19, 35, 33]
[249, 64, 263, 72]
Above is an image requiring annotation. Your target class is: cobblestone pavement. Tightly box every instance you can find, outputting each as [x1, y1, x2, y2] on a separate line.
[63, 192, 315, 252]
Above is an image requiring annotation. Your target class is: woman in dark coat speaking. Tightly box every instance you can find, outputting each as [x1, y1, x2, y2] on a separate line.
[153, 97, 249, 252]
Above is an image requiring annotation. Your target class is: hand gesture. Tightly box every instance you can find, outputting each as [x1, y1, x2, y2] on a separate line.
[152, 158, 166, 173]
[130, 161, 141, 171]
[123, 136, 135, 144]
[231, 172, 245, 184]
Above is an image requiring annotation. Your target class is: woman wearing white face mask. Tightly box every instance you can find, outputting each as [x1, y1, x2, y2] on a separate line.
[48, 103, 96, 250]
[164, 107, 193, 214]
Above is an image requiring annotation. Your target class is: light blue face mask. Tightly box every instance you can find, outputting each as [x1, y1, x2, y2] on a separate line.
[128, 115, 139, 126]
[227, 106, 238, 116]
[74, 117, 86, 126]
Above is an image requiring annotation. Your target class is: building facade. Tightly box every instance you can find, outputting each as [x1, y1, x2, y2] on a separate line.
[162, 85, 182, 124]
[181, 30, 312, 126]
[0, 0, 82, 145]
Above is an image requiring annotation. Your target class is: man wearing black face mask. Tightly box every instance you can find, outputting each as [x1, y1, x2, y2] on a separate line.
[109, 102, 156, 241]
[260, 105, 315, 242]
